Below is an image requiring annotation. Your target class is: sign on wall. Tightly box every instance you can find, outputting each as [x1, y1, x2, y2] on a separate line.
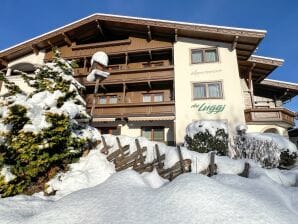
[191, 103, 225, 114]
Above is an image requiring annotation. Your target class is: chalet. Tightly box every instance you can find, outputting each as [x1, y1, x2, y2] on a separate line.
[0, 13, 297, 145]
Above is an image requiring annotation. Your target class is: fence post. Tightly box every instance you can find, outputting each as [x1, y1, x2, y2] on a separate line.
[177, 145, 185, 173]
[155, 144, 163, 169]
[208, 151, 216, 177]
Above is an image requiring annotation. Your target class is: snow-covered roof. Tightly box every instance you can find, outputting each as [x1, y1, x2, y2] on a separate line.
[250, 55, 284, 63]
[0, 13, 267, 63]
[0, 13, 267, 54]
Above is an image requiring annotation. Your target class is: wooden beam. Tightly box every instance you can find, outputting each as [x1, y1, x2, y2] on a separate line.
[248, 62, 256, 108]
[95, 20, 105, 39]
[147, 25, 152, 41]
[31, 45, 39, 55]
[232, 35, 239, 50]
[47, 40, 54, 48]
[174, 29, 178, 42]
[62, 33, 72, 46]
[122, 83, 126, 103]
[0, 58, 8, 67]
[256, 75, 266, 83]
[125, 53, 128, 68]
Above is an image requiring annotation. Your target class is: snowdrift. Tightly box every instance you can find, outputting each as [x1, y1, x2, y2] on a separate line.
[1, 170, 298, 224]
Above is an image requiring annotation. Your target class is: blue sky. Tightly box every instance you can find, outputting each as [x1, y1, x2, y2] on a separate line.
[1, 0, 297, 114]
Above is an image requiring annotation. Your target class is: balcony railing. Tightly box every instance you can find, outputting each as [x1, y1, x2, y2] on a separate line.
[74, 65, 174, 85]
[244, 108, 295, 126]
[87, 101, 175, 118]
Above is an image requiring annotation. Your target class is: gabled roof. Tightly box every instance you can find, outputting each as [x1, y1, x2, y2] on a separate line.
[0, 13, 266, 65]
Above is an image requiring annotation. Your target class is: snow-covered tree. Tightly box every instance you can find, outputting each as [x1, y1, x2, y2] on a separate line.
[0, 50, 100, 197]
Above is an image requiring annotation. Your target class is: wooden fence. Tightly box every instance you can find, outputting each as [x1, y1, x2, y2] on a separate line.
[99, 136, 249, 181]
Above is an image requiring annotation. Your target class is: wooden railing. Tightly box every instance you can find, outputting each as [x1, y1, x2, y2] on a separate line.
[244, 108, 295, 126]
[87, 101, 175, 117]
[74, 65, 174, 85]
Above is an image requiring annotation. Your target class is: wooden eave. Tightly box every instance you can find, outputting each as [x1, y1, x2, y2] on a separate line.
[254, 79, 298, 102]
[239, 55, 283, 82]
[261, 79, 298, 91]
[0, 13, 266, 64]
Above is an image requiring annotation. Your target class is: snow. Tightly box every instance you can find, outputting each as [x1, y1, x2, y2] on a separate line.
[0, 132, 298, 223]
[186, 120, 227, 138]
[99, 134, 192, 168]
[0, 89, 89, 133]
[0, 165, 16, 182]
[91, 51, 108, 67]
[1, 170, 298, 224]
[86, 69, 110, 82]
[246, 132, 297, 153]
[142, 168, 169, 188]
[45, 149, 115, 199]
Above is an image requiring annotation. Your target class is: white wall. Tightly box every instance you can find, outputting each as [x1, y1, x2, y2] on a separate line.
[174, 37, 246, 143]
[0, 52, 45, 94]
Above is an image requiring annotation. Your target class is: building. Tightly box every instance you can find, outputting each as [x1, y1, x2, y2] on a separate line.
[289, 127, 298, 148]
[0, 13, 297, 145]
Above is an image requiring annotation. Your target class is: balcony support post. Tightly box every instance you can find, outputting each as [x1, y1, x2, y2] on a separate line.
[122, 83, 126, 103]
[248, 63, 256, 108]
[90, 78, 100, 117]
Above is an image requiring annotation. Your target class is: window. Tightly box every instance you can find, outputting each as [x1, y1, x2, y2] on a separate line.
[98, 127, 121, 135]
[191, 48, 218, 64]
[193, 82, 223, 99]
[143, 94, 151, 102]
[109, 95, 118, 104]
[99, 96, 107, 104]
[141, 127, 164, 142]
[98, 95, 118, 104]
[154, 94, 163, 102]
[142, 93, 164, 102]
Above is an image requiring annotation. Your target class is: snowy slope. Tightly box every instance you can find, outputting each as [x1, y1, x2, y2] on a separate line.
[1, 134, 298, 224]
[1, 170, 298, 224]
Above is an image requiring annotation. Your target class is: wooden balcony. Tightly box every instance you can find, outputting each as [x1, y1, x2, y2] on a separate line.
[87, 101, 175, 118]
[74, 65, 174, 85]
[244, 108, 295, 126]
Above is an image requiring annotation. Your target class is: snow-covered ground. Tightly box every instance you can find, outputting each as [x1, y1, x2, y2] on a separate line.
[1, 169, 298, 224]
[1, 134, 298, 224]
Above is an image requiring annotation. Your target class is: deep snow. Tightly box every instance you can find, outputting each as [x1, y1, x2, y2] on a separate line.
[1, 170, 298, 224]
[1, 135, 298, 224]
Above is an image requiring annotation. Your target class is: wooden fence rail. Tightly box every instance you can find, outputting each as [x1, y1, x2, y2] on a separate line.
[99, 136, 249, 180]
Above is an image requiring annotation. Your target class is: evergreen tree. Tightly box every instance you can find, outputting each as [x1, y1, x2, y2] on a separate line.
[0, 50, 99, 197]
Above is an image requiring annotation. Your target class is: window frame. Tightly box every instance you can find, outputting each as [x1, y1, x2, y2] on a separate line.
[141, 126, 165, 142]
[190, 47, 219, 64]
[98, 95, 118, 104]
[142, 92, 164, 103]
[192, 81, 223, 100]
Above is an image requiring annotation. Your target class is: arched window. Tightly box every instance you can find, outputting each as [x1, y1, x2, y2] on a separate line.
[9, 63, 35, 76]
[263, 128, 279, 134]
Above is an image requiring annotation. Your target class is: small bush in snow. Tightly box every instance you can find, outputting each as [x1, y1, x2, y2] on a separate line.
[0, 50, 99, 197]
[232, 134, 297, 168]
[185, 128, 228, 155]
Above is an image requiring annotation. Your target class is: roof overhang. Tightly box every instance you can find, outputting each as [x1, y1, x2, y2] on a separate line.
[0, 13, 266, 66]
[254, 79, 298, 102]
[238, 55, 284, 82]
